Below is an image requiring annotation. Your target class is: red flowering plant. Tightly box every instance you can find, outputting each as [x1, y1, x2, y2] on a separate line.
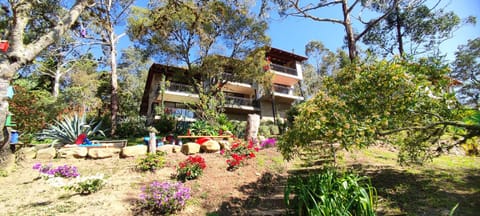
[224, 139, 259, 171]
[176, 155, 207, 182]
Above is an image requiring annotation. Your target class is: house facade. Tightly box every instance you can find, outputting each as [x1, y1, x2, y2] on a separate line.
[139, 47, 307, 123]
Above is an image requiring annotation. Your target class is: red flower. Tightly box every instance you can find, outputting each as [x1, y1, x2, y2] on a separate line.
[249, 152, 255, 158]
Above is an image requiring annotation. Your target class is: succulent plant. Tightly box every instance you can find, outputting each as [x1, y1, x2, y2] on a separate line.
[38, 113, 105, 144]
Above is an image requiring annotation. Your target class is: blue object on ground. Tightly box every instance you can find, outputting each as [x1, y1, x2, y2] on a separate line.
[157, 141, 164, 147]
[83, 138, 91, 145]
[144, 136, 162, 145]
[79, 143, 102, 147]
[10, 130, 18, 144]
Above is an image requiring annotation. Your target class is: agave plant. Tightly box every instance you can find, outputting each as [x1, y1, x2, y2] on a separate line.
[39, 113, 105, 144]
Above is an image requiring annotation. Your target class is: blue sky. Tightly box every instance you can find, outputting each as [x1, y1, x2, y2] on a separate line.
[119, 0, 479, 63]
[265, 0, 480, 61]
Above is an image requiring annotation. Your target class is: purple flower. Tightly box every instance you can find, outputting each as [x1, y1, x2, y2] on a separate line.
[139, 181, 190, 214]
[260, 138, 277, 148]
[32, 163, 42, 170]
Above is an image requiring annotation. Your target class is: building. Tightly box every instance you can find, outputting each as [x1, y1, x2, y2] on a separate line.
[139, 47, 307, 123]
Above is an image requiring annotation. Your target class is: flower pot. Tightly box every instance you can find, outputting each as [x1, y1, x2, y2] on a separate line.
[0, 41, 9, 52]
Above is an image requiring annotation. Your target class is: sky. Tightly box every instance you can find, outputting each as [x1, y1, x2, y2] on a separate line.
[118, 0, 480, 63]
[265, 0, 480, 61]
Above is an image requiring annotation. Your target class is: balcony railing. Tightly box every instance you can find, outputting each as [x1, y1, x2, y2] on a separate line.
[270, 63, 297, 76]
[221, 73, 252, 85]
[273, 84, 292, 95]
[225, 95, 253, 106]
[162, 82, 194, 93]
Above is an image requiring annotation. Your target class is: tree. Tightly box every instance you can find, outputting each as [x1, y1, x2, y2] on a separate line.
[451, 37, 480, 108]
[0, 0, 91, 163]
[362, 0, 476, 57]
[279, 57, 477, 164]
[81, 0, 134, 136]
[117, 47, 151, 117]
[272, 0, 399, 61]
[128, 0, 269, 123]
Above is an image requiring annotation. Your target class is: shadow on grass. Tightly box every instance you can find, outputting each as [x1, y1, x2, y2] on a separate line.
[210, 172, 288, 216]
[349, 164, 480, 216]
[20, 200, 53, 208]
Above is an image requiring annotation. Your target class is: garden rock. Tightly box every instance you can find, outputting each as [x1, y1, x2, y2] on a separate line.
[201, 140, 221, 153]
[17, 147, 36, 159]
[121, 145, 147, 158]
[88, 148, 121, 159]
[157, 144, 181, 153]
[218, 140, 231, 151]
[36, 147, 56, 160]
[57, 147, 88, 159]
[181, 142, 200, 155]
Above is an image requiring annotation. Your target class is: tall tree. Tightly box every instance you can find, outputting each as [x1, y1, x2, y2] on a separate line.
[451, 37, 480, 108]
[80, 0, 134, 136]
[0, 0, 91, 163]
[362, 0, 476, 57]
[272, 0, 399, 61]
[117, 47, 151, 117]
[129, 0, 269, 123]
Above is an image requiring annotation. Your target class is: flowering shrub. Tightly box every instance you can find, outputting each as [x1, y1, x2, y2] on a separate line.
[139, 181, 191, 214]
[260, 138, 277, 148]
[62, 174, 106, 195]
[32, 163, 79, 178]
[177, 155, 206, 181]
[224, 139, 258, 170]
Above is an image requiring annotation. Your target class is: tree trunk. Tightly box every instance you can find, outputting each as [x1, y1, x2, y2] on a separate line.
[53, 67, 61, 98]
[245, 114, 260, 143]
[110, 32, 119, 137]
[148, 132, 156, 153]
[342, 0, 357, 61]
[0, 0, 90, 167]
[395, 6, 404, 57]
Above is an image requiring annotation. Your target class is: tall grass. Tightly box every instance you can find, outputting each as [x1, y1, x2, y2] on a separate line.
[285, 168, 377, 216]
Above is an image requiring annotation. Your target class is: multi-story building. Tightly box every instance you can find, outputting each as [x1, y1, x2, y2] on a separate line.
[139, 47, 307, 123]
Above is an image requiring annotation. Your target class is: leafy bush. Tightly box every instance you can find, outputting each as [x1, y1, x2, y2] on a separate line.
[32, 163, 79, 179]
[189, 120, 217, 136]
[62, 174, 106, 195]
[138, 181, 191, 214]
[136, 151, 167, 172]
[38, 113, 105, 144]
[116, 116, 148, 138]
[285, 168, 377, 216]
[152, 114, 177, 135]
[223, 139, 259, 170]
[177, 155, 207, 181]
[230, 120, 247, 138]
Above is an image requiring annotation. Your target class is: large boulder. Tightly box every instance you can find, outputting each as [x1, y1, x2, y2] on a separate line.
[36, 147, 56, 160]
[57, 147, 88, 159]
[201, 140, 221, 153]
[88, 148, 121, 159]
[17, 147, 37, 159]
[121, 145, 147, 158]
[181, 142, 200, 155]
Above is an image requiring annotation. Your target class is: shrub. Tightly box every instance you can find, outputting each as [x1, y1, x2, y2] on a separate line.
[139, 181, 191, 214]
[177, 155, 207, 181]
[189, 120, 217, 136]
[116, 116, 148, 138]
[223, 139, 258, 170]
[285, 168, 377, 216]
[62, 174, 106, 195]
[32, 163, 79, 179]
[38, 113, 105, 144]
[136, 151, 167, 172]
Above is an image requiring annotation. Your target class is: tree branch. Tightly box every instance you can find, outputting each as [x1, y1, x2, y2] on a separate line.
[378, 121, 480, 136]
[286, 0, 344, 25]
[355, 0, 399, 42]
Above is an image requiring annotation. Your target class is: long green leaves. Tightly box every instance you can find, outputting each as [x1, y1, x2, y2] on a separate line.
[39, 113, 105, 144]
[285, 168, 377, 216]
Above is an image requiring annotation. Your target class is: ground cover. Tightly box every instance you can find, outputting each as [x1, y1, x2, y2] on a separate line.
[0, 146, 478, 215]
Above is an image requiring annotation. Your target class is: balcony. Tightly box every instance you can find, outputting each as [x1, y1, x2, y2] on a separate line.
[224, 95, 259, 111]
[270, 63, 301, 86]
[272, 84, 304, 102]
[221, 73, 255, 95]
[270, 63, 297, 76]
[158, 82, 199, 103]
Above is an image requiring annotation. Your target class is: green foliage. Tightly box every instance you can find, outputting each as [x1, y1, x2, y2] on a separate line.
[189, 120, 217, 136]
[285, 168, 377, 216]
[452, 37, 480, 108]
[258, 121, 281, 137]
[176, 155, 207, 182]
[62, 174, 106, 195]
[230, 120, 247, 138]
[136, 151, 167, 172]
[280, 58, 460, 164]
[152, 115, 177, 136]
[9, 79, 64, 137]
[116, 116, 148, 138]
[39, 113, 105, 144]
